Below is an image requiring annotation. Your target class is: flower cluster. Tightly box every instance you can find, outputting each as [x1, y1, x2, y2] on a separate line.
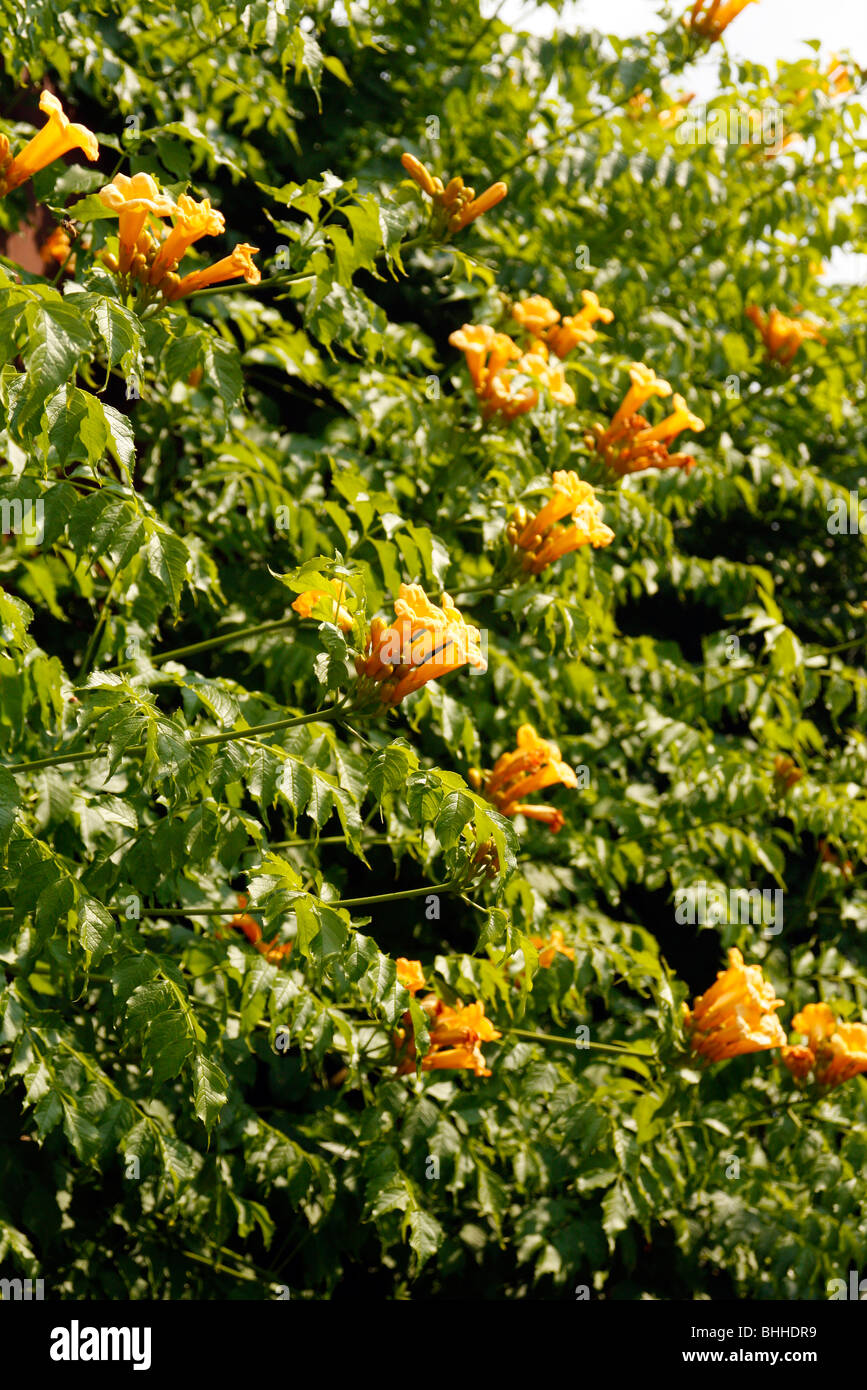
[745, 304, 826, 365]
[0, 92, 98, 198]
[393, 965, 502, 1077]
[686, 951, 867, 1095]
[355, 583, 485, 706]
[782, 1004, 867, 1091]
[512, 291, 614, 356]
[589, 363, 705, 476]
[684, 949, 787, 1061]
[685, 0, 757, 42]
[400, 152, 507, 235]
[472, 724, 579, 833]
[448, 324, 575, 420]
[506, 470, 614, 574]
[98, 174, 260, 303]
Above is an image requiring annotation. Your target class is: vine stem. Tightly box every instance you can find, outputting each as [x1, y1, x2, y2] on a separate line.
[78, 564, 125, 679]
[393, 233, 428, 256]
[506, 1027, 653, 1061]
[453, 583, 501, 600]
[330, 880, 457, 909]
[263, 832, 419, 850]
[135, 616, 298, 667]
[3, 704, 347, 774]
[186, 705, 346, 750]
[495, 51, 698, 181]
[180, 269, 315, 300]
[161, 18, 246, 78]
[728, 1095, 817, 1138]
[0, 878, 461, 919]
[816, 635, 867, 659]
[451, 0, 510, 65]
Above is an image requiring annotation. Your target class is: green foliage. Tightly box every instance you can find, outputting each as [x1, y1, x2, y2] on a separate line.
[0, 0, 865, 1302]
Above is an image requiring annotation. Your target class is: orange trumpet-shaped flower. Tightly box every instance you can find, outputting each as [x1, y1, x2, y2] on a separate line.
[781, 1045, 814, 1080]
[514, 471, 598, 548]
[99, 172, 177, 274]
[512, 804, 568, 831]
[598, 364, 672, 449]
[39, 225, 75, 272]
[449, 181, 508, 232]
[591, 423, 699, 476]
[687, 0, 758, 41]
[166, 243, 261, 299]
[591, 367, 704, 477]
[291, 578, 354, 632]
[628, 393, 705, 449]
[773, 755, 803, 793]
[574, 289, 614, 329]
[449, 324, 523, 410]
[450, 323, 521, 386]
[400, 152, 507, 235]
[229, 910, 263, 946]
[530, 929, 575, 968]
[396, 959, 426, 995]
[782, 1002, 867, 1091]
[400, 152, 438, 198]
[745, 304, 826, 366]
[355, 584, 486, 706]
[507, 472, 614, 574]
[479, 724, 579, 831]
[449, 324, 577, 419]
[512, 295, 560, 337]
[0, 92, 99, 197]
[411, 1044, 487, 1073]
[825, 56, 854, 97]
[544, 314, 595, 357]
[485, 349, 576, 418]
[148, 193, 226, 285]
[224, 895, 292, 963]
[685, 948, 786, 1062]
[507, 290, 614, 359]
[394, 994, 502, 1076]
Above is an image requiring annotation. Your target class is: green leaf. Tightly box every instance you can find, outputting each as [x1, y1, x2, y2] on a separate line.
[407, 1209, 444, 1268]
[193, 1053, 229, 1131]
[0, 767, 20, 852]
[76, 897, 115, 964]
